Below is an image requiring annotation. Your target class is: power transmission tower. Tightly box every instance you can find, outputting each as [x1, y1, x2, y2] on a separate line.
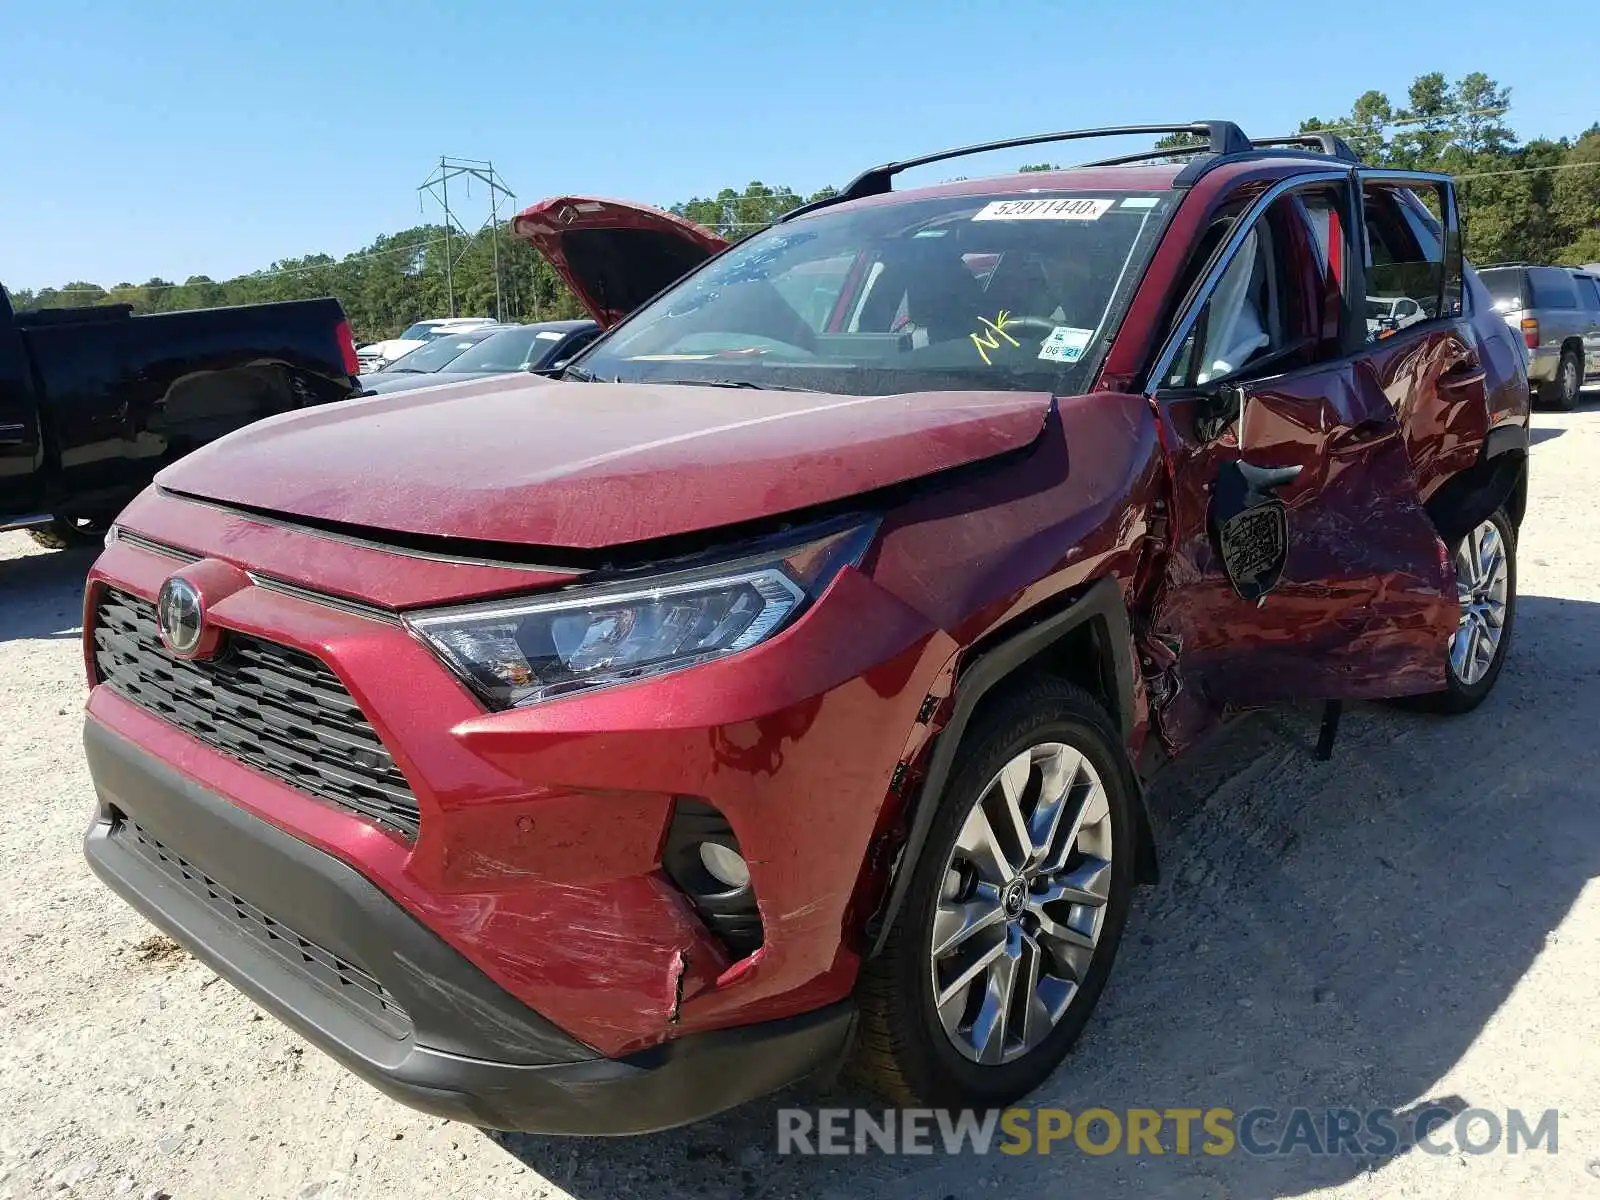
[417, 157, 517, 320]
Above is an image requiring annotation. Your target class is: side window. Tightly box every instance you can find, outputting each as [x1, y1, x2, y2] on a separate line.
[1165, 224, 1280, 386]
[548, 328, 600, 367]
[1164, 191, 1335, 388]
[1577, 275, 1600, 312]
[1296, 183, 1358, 351]
[1528, 267, 1579, 310]
[1361, 182, 1461, 341]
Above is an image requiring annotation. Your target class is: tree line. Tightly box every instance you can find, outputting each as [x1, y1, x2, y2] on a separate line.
[6, 71, 1596, 339]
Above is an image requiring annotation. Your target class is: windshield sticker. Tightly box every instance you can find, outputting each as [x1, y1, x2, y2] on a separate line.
[972, 197, 1113, 222]
[1037, 325, 1095, 364]
[1120, 197, 1160, 209]
[534, 330, 564, 340]
[970, 311, 1022, 365]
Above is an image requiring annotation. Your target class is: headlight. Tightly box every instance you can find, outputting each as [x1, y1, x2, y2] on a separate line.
[406, 520, 876, 709]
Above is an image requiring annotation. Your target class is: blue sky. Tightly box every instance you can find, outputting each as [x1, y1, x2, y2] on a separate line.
[2, 0, 1596, 292]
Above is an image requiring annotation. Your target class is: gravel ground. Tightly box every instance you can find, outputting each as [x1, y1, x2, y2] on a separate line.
[2, 401, 1598, 1200]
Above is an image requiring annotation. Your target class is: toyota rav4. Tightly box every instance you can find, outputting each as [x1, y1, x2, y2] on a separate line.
[81, 122, 1530, 1135]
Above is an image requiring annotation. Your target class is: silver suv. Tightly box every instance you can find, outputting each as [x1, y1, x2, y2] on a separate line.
[1478, 263, 1600, 410]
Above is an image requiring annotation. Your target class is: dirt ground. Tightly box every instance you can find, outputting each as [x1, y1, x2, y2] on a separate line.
[2, 400, 1597, 1200]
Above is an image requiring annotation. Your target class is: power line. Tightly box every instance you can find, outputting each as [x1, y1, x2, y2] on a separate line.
[1307, 104, 1511, 139]
[24, 102, 1595, 298]
[1455, 159, 1600, 181]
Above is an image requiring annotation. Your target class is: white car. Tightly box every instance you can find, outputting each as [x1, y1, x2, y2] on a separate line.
[1365, 296, 1425, 338]
[355, 317, 500, 373]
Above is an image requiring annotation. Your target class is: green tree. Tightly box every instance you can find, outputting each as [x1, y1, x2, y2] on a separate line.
[1301, 90, 1394, 163]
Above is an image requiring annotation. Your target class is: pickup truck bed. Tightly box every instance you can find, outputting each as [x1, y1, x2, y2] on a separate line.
[1, 286, 360, 547]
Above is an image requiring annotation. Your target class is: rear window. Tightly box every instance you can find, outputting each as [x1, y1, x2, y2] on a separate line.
[1528, 267, 1578, 309]
[382, 330, 496, 372]
[577, 190, 1178, 397]
[1575, 274, 1600, 312]
[445, 327, 559, 373]
[1478, 269, 1526, 311]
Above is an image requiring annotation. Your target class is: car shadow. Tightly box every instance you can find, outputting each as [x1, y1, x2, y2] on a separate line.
[0, 542, 95, 642]
[1529, 426, 1565, 446]
[486, 591, 1600, 1199]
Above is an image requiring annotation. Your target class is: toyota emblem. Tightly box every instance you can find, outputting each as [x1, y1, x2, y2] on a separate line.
[156, 576, 205, 657]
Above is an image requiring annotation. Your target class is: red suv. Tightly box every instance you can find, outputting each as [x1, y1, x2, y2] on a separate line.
[82, 123, 1529, 1134]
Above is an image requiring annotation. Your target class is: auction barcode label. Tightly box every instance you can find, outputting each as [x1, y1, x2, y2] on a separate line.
[972, 198, 1114, 221]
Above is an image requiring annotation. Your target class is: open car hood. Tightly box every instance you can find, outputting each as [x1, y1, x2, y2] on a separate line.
[511, 196, 728, 328]
[155, 376, 1052, 552]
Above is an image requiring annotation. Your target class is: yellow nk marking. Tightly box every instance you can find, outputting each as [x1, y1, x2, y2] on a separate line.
[970, 311, 1022, 364]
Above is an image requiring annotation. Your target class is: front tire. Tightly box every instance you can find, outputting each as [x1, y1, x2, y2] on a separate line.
[1412, 508, 1516, 714]
[850, 678, 1137, 1108]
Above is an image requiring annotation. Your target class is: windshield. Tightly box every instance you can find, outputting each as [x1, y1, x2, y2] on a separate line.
[1365, 299, 1394, 318]
[444, 327, 560, 373]
[397, 321, 443, 341]
[383, 330, 498, 373]
[1478, 269, 1525, 311]
[575, 190, 1176, 396]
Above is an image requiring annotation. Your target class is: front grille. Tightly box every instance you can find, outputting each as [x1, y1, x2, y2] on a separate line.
[117, 818, 412, 1038]
[92, 587, 420, 838]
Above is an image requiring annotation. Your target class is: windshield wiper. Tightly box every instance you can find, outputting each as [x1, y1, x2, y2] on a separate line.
[387, 368, 427, 374]
[538, 363, 595, 381]
[650, 378, 816, 392]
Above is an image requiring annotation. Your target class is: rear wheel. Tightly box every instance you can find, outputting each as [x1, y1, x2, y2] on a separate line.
[1539, 348, 1582, 411]
[1412, 509, 1516, 714]
[26, 516, 111, 551]
[850, 678, 1136, 1107]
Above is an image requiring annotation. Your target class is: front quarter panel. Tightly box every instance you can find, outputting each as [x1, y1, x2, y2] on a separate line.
[872, 393, 1163, 660]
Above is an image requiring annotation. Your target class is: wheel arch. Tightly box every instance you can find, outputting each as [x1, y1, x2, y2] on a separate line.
[865, 577, 1155, 960]
[1424, 422, 1528, 543]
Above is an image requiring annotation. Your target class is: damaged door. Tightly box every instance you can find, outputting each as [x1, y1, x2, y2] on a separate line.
[1143, 173, 1458, 752]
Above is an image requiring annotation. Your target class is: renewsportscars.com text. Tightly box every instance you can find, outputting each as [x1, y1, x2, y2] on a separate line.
[777, 1106, 1560, 1157]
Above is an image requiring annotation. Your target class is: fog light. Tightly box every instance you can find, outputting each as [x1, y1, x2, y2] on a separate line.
[663, 799, 763, 956]
[698, 842, 751, 890]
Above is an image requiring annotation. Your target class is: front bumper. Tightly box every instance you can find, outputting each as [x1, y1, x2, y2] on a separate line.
[87, 502, 945, 1057]
[83, 718, 854, 1134]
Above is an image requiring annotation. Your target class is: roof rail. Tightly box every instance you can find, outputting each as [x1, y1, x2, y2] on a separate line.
[1250, 133, 1361, 163]
[1477, 261, 1529, 269]
[777, 121, 1252, 222]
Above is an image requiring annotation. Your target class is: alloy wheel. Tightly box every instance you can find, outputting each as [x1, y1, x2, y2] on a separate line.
[1449, 517, 1510, 687]
[929, 742, 1113, 1064]
[1561, 355, 1580, 403]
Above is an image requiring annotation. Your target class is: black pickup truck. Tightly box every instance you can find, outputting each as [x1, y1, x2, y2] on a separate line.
[1, 284, 360, 549]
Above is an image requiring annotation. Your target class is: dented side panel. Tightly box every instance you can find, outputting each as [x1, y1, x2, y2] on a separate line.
[1147, 360, 1458, 752]
[1363, 322, 1493, 501]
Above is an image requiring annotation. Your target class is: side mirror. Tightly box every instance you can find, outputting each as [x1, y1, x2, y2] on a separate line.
[1194, 382, 1245, 443]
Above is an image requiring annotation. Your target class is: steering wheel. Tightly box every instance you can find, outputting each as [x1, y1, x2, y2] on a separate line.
[1001, 316, 1067, 337]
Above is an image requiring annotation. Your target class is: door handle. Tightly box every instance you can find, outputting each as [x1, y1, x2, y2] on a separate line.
[1236, 461, 1302, 495]
[1328, 418, 1394, 450]
[1438, 359, 1485, 391]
